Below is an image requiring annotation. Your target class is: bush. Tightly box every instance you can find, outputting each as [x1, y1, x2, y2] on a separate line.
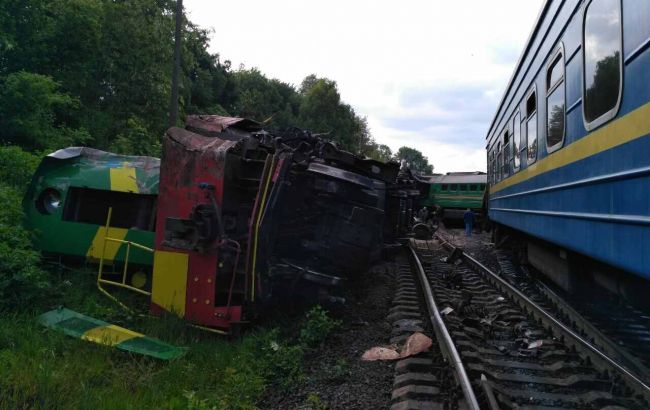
[0, 184, 49, 310]
[254, 328, 304, 392]
[299, 305, 341, 348]
[0, 145, 41, 192]
[0, 72, 90, 151]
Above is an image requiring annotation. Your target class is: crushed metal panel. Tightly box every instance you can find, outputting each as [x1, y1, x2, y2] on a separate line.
[38, 308, 187, 360]
[307, 162, 376, 189]
[185, 114, 262, 136]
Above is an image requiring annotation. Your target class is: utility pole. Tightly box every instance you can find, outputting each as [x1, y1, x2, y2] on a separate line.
[168, 0, 183, 128]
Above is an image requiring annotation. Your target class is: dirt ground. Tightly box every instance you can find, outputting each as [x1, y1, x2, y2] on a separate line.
[261, 263, 396, 409]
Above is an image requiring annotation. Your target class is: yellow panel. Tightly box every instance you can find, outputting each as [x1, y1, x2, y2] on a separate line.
[492, 102, 650, 194]
[152, 251, 188, 316]
[81, 324, 142, 346]
[109, 165, 139, 193]
[87, 226, 128, 261]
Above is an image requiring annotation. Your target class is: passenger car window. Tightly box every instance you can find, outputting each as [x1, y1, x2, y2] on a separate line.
[496, 142, 502, 181]
[526, 90, 538, 164]
[547, 51, 565, 150]
[583, 0, 622, 128]
[513, 112, 521, 170]
[502, 129, 510, 177]
[441, 184, 448, 191]
[450, 184, 458, 191]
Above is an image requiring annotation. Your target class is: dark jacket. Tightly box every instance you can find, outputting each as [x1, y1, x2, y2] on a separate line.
[463, 210, 475, 224]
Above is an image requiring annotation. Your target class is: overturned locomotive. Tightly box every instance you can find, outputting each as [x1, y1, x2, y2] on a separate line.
[24, 115, 422, 333]
[150, 116, 408, 331]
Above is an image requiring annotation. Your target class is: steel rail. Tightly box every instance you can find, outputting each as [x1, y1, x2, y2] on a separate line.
[436, 234, 650, 403]
[536, 275, 650, 381]
[407, 242, 480, 410]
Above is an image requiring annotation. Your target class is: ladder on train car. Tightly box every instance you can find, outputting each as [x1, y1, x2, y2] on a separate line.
[97, 207, 154, 312]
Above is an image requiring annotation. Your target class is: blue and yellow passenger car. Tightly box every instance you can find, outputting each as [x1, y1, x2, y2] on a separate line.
[486, 0, 650, 282]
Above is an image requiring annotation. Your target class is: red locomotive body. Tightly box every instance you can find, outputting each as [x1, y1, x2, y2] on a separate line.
[148, 115, 417, 333]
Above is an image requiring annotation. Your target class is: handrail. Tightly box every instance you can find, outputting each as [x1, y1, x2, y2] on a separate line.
[97, 207, 153, 312]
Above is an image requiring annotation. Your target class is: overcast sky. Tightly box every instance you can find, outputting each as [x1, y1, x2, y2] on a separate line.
[184, 0, 545, 173]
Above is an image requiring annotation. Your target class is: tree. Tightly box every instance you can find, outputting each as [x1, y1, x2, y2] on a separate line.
[298, 75, 370, 153]
[0, 71, 89, 150]
[395, 146, 434, 175]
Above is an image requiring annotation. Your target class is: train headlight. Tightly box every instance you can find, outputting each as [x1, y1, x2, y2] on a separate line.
[37, 188, 62, 214]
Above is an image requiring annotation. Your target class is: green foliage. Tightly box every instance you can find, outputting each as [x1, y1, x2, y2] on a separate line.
[395, 146, 434, 175]
[253, 328, 305, 392]
[299, 305, 341, 348]
[363, 143, 394, 162]
[0, 146, 49, 310]
[0, 184, 49, 310]
[0, 145, 41, 191]
[109, 116, 162, 157]
[0, 71, 90, 150]
[305, 393, 328, 410]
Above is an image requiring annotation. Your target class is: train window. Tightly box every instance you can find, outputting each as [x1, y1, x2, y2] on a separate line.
[496, 142, 502, 181]
[461, 184, 468, 191]
[62, 187, 157, 231]
[513, 112, 521, 170]
[582, 0, 622, 130]
[502, 129, 510, 178]
[480, 184, 486, 191]
[526, 89, 538, 164]
[450, 184, 458, 191]
[547, 48, 565, 152]
[441, 184, 448, 191]
[470, 184, 477, 191]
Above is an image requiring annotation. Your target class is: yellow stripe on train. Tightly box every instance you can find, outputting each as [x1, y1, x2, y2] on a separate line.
[491, 102, 650, 194]
[86, 226, 129, 261]
[81, 324, 142, 346]
[110, 164, 139, 193]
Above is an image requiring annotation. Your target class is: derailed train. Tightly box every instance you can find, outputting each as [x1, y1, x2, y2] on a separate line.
[24, 115, 423, 332]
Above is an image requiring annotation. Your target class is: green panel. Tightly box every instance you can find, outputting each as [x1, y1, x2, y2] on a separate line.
[39, 308, 187, 360]
[117, 337, 187, 361]
[39, 309, 105, 338]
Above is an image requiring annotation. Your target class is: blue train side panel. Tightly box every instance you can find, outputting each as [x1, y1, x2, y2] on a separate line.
[486, 0, 650, 278]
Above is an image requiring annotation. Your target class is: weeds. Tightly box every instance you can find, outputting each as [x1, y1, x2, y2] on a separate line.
[299, 305, 342, 347]
[305, 393, 328, 410]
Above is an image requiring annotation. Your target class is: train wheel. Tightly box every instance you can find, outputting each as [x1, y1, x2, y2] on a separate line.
[130, 270, 148, 289]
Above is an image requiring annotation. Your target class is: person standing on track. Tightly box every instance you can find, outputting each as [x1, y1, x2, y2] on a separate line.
[463, 208, 475, 237]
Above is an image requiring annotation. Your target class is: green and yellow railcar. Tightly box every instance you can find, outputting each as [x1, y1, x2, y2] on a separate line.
[23, 147, 159, 266]
[421, 172, 486, 220]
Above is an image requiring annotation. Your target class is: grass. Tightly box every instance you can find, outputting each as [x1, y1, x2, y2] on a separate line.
[0, 267, 308, 410]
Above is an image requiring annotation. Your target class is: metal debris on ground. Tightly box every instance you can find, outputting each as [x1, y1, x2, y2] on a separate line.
[38, 308, 187, 360]
[361, 332, 433, 361]
[440, 306, 454, 315]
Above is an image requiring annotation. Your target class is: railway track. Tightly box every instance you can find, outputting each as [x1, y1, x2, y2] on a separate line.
[493, 250, 650, 382]
[400, 237, 650, 409]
